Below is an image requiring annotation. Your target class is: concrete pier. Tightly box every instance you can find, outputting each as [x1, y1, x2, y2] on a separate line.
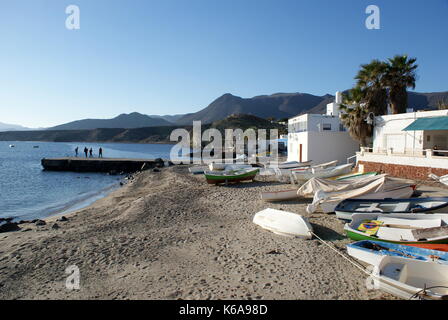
[41, 157, 167, 173]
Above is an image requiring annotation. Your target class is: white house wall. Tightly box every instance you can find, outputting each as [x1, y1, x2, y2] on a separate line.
[373, 110, 448, 153]
[288, 131, 359, 165]
[306, 132, 359, 165]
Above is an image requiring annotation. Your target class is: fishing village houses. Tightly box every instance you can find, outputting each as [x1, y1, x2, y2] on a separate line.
[287, 92, 360, 165]
[287, 92, 448, 181]
[357, 109, 448, 180]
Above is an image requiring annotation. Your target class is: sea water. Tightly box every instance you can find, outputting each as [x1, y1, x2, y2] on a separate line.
[0, 141, 173, 221]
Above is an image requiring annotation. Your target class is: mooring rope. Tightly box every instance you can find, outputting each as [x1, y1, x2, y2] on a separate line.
[310, 231, 371, 276]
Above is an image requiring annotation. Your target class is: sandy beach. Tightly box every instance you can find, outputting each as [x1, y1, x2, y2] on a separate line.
[1, 165, 446, 300]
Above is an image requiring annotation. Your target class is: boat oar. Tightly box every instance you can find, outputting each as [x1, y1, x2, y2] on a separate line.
[371, 243, 418, 259]
[362, 222, 423, 230]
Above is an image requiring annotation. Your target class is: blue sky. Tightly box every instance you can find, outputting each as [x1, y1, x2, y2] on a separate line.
[0, 0, 447, 127]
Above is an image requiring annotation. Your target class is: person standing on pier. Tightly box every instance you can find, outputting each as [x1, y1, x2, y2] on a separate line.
[75, 147, 78, 157]
[99, 147, 103, 158]
[84, 147, 88, 158]
[89, 148, 93, 157]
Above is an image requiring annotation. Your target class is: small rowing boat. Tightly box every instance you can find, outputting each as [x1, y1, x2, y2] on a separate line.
[188, 166, 209, 174]
[267, 160, 313, 170]
[298, 174, 415, 214]
[335, 197, 448, 221]
[292, 163, 353, 182]
[261, 189, 299, 202]
[290, 160, 338, 172]
[204, 168, 259, 185]
[403, 243, 448, 252]
[253, 208, 313, 239]
[429, 173, 448, 187]
[346, 240, 448, 266]
[344, 213, 448, 244]
[373, 256, 448, 300]
[334, 171, 377, 181]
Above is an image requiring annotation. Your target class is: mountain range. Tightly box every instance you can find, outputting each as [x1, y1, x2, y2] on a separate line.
[3, 90, 448, 132]
[48, 112, 173, 130]
[0, 122, 34, 132]
[175, 91, 448, 125]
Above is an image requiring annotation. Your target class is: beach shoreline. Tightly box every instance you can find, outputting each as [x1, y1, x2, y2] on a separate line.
[1, 165, 446, 300]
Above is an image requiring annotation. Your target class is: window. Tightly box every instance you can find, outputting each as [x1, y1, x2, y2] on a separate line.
[288, 120, 307, 133]
[323, 123, 331, 131]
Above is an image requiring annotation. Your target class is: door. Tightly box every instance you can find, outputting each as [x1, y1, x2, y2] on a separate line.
[299, 144, 303, 162]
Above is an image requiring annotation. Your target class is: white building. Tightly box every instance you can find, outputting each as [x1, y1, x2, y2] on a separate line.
[356, 109, 448, 180]
[287, 92, 360, 165]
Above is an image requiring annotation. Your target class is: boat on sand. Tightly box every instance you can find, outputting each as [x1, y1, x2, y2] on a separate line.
[373, 255, 448, 300]
[429, 173, 448, 187]
[261, 189, 299, 202]
[253, 208, 313, 239]
[344, 213, 448, 244]
[204, 168, 259, 185]
[335, 197, 448, 221]
[403, 243, 448, 252]
[266, 160, 313, 169]
[346, 240, 448, 266]
[297, 174, 415, 214]
[292, 163, 353, 182]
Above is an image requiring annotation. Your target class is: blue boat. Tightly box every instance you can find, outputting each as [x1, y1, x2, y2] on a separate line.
[346, 240, 448, 266]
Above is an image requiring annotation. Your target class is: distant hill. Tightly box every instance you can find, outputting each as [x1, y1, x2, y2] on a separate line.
[48, 112, 173, 130]
[0, 126, 184, 144]
[148, 114, 185, 123]
[176, 91, 448, 124]
[0, 114, 285, 144]
[0, 122, 32, 132]
[210, 114, 286, 135]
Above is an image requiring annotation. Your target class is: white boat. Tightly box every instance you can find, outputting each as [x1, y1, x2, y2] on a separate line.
[318, 185, 415, 214]
[253, 208, 313, 239]
[373, 256, 448, 300]
[9, 144, 15, 148]
[188, 165, 209, 174]
[344, 213, 448, 244]
[267, 160, 313, 170]
[429, 173, 448, 187]
[297, 174, 415, 213]
[292, 163, 353, 182]
[291, 160, 338, 172]
[334, 171, 377, 181]
[261, 189, 299, 202]
[335, 197, 448, 221]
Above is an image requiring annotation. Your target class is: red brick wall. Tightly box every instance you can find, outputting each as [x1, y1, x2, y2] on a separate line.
[357, 161, 448, 180]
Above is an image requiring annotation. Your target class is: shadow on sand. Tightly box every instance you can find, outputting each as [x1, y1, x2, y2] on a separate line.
[311, 223, 346, 241]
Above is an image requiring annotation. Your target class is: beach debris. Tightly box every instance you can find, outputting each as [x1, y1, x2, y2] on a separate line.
[51, 223, 60, 230]
[266, 249, 282, 255]
[57, 216, 68, 222]
[0, 222, 20, 233]
[35, 220, 46, 226]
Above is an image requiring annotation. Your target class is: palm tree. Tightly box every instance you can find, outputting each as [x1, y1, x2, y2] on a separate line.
[339, 89, 373, 147]
[383, 55, 418, 114]
[355, 59, 388, 115]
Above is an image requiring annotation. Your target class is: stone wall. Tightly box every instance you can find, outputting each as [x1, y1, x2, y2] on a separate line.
[357, 161, 448, 180]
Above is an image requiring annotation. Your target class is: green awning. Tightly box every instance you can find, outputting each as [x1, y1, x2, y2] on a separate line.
[403, 116, 448, 131]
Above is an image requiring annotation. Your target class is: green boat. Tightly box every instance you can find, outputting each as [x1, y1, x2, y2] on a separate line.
[204, 168, 259, 185]
[344, 213, 448, 245]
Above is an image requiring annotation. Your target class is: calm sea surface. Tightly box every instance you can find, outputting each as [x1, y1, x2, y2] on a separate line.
[0, 141, 173, 221]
